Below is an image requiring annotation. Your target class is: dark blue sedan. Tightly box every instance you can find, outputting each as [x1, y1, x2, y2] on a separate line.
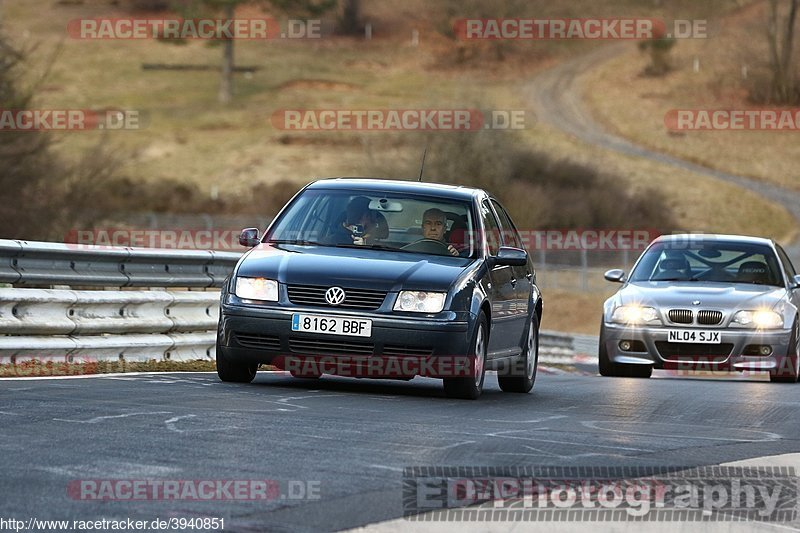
[216, 179, 542, 399]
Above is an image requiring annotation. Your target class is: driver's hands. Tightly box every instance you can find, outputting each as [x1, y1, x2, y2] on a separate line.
[447, 244, 459, 256]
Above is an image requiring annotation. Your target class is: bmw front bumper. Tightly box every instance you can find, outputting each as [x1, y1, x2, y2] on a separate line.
[602, 322, 793, 371]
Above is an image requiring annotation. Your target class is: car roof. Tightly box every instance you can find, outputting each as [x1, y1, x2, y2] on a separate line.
[305, 178, 485, 201]
[653, 233, 776, 247]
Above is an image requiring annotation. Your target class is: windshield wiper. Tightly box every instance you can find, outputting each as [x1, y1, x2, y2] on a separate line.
[268, 239, 326, 246]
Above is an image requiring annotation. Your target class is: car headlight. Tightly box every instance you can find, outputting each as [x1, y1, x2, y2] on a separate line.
[393, 291, 446, 313]
[235, 277, 279, 302]
[611, 305, 660, 325]
[732, 310, 783, 329]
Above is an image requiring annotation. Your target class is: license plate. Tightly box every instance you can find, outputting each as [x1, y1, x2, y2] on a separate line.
[667, 329, 721, 344]
[291, 314, 372, 338]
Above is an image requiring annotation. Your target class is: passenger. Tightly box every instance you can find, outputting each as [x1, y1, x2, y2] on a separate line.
[326, 196, 388, 245]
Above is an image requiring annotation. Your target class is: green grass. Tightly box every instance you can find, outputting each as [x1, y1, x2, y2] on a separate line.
[8, 0, 793, 241]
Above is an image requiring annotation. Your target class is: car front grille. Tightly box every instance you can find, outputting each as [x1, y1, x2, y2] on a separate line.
[382, 345, 435, 357]
[668, 309, 693, 324]
[287, 285, 387, 310]
[697, 310, 723, 325]
[288, 338, 375, 356]
[233, 333, 281, 351]
[655, 342, 734, 359]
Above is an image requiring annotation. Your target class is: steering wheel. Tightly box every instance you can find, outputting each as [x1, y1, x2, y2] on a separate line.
[401, 238, 452, 255]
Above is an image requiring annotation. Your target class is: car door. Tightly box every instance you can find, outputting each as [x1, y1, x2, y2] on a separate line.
[480, 200, 517, 357]
[490, 200, 531, 337]
[776, 245, 800, 315]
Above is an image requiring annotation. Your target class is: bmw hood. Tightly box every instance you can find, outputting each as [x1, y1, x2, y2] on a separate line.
[234, 244, 473, 292]
[615, 282, 788, 312]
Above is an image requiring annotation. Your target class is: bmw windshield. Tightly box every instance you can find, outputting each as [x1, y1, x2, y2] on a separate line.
[629, 241, 784, 286]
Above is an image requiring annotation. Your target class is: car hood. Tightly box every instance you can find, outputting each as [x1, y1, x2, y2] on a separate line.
[235, 243, 473, 292]
[617, 281, 787, 311]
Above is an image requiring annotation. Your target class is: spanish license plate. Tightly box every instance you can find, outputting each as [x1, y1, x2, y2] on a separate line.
[291, 314, 372, 337]
[667, 329, 721, 344]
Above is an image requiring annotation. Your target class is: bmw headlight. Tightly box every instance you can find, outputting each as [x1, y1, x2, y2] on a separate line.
[732, 310, 783, 329]
[393, 291, 446, 313]
[235, 277, 279, 302]
[611, 305, 660, 325]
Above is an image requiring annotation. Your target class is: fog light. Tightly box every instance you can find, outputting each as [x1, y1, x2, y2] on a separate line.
[760, 346, 773, 356]
[619, 340, 632, 351]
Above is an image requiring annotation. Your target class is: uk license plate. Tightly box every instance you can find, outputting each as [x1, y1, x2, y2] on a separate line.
[667, 329, 721, 344]
[291, 314, 372, 337]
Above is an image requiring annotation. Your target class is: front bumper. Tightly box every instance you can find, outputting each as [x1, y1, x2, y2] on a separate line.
[602, 322, 793, 371]
[218, 303, 473, 378]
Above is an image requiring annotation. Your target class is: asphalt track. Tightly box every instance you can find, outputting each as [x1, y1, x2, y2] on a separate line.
[2, 370, 800, 531]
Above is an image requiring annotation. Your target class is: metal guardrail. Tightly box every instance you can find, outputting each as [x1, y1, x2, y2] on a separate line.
[0, 239, 241, 288]
[0, 239, 597, 368]
[0, 239, 240, 365]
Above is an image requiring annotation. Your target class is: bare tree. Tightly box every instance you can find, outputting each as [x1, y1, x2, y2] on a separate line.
[178, 0, 335, 104]
[767, 0, 799, 103]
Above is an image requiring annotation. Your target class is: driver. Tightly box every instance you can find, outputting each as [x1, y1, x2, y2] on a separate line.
[421, 208, 459, 256]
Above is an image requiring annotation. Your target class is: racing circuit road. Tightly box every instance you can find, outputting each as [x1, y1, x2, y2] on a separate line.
[2, 370, 800, 531]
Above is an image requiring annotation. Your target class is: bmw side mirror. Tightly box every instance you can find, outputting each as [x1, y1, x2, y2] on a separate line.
[604, 269, 626, 283]
[492, 247, 528, 267]
[792, 274, 800, 288]
[239, 228, 260, 247]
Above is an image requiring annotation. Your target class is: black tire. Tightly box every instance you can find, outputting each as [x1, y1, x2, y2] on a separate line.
[216, 339, 257, 383]
[498, 314, 539, 393]
[770, 318, 800, 383]
[443, 313, 488, 400]
[598, 323, 652, 379]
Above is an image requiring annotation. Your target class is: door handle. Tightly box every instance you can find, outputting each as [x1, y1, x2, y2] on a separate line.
[511, 278, 517, 287]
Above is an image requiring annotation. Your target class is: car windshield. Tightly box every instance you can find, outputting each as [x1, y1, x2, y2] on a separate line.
[266, 189, 477, 257]
[628, 241, 784, 286]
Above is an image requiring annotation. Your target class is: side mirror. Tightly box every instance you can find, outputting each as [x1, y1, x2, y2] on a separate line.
[239, 228, 260, 248]
[491, 247, 528, 267]
[792, 274, 800, 288]
[604, 269, 626, 283]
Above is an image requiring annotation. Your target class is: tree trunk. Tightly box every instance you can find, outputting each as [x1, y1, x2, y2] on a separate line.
[219, 3, 235, 105]
[767, 0, 799, 103]
[341, 0, 361, 35]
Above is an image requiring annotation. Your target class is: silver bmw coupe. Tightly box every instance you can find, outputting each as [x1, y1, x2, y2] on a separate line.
[600, 234, 800, 382]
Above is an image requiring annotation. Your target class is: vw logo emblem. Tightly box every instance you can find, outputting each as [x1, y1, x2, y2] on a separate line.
[692, 300, 701, 306]
[325, 287, 346, 306]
